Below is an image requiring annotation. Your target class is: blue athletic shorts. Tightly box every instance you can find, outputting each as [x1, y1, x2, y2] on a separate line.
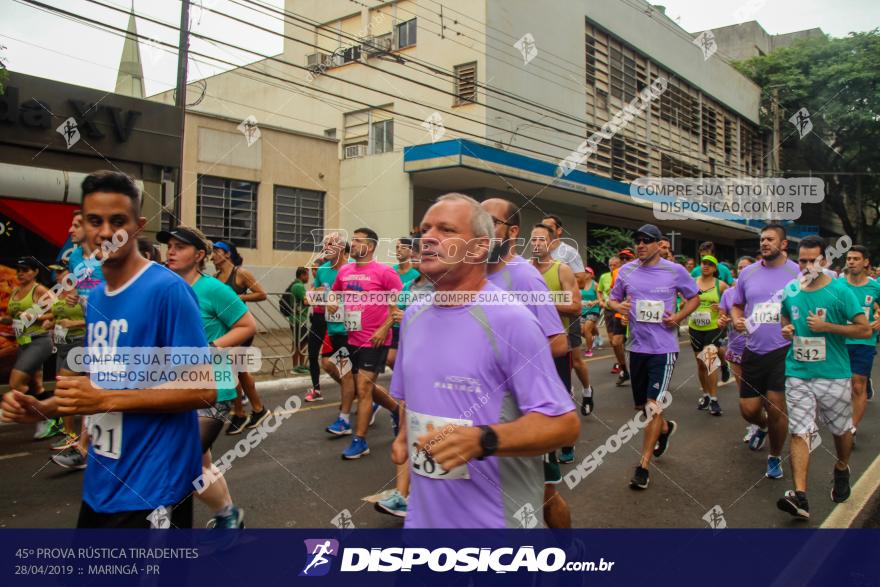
[628, 351, 677, 408]
[848, 345, 876, 377]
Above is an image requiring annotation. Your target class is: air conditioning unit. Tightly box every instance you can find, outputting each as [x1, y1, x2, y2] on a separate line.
[306, 52, 332, 72]
[362, 34, 392, 56]
[344, 144, 367, 159]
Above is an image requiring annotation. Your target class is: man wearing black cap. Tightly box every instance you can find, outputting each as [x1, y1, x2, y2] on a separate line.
[607, 224, 700, 489]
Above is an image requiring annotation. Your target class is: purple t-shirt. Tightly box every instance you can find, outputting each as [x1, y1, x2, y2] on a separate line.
[391, 281, 574, 529]
[609, 258, 699, 354]
[487, 255, 565, 338]
[719, 287, 746, 357]
[729, 259, 800, 355]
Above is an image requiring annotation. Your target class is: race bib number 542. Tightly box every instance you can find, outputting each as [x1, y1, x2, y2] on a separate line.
[407, 409, 472, 480]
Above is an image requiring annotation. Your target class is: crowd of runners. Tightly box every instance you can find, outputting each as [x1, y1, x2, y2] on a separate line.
[1, 170, 879, 528]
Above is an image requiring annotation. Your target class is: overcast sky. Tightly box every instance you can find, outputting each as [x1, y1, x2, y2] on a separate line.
[1, 0, 877, 95]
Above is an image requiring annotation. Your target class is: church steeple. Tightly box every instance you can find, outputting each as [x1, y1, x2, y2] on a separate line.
[115, 5, 145, 98]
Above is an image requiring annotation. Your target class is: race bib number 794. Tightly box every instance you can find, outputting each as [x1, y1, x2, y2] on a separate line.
[407, 409, 472, 480]
[636, 300, 664, 323]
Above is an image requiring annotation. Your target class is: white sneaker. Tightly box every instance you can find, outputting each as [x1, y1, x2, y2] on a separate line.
[743, 424, 758, 443]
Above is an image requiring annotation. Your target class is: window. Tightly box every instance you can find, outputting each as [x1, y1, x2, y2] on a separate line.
[370, 119, 393, 154]
[396, 18, 417, 49]
[197, 175, 257, 248]
[273, 186, 324, 251]
[659, 80, 699, 134]
[661, 154, 700, 178]
[454, 62, 477, 105]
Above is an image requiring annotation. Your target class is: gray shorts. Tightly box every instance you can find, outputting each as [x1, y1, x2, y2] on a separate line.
[13, 335, 52, 375]
[197, 399, 233, 422]
[583, 313, 600, 322]
[55, 336, 85, 373]
[567, 317, 582, 349]
[786, 377, 852, 437]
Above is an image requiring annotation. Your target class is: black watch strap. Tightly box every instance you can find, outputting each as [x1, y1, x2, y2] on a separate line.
[477, 425, 499, 460]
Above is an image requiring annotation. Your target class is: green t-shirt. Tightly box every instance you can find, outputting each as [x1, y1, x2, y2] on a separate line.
[50, 299, 86, 339]
[691, 263, 734, 285]
[780, 277, 864, 380]
[597, 272, 612, 297]
[192, 274, 249, 402]
[393, 264, 421, 289]
[315, 261, 347, 335]
[839, 277, 880, 346]
[289, 281, 308, 323]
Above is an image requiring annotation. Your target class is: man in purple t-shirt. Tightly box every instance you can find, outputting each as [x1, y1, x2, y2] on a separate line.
[608, 224, 699, 490]
[391, 193, 579, 529]
[730, 224, 800, 480]
[481, 198, 572, 529]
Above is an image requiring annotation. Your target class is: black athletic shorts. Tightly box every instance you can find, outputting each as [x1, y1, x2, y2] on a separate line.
[567, 317, 582, 350]
[349, 345, 388, 375]
[553, 353, 572, 393]
[629, 351, 677, 408]
[390, 326, 400, 349]
[689, 328, 724, 353]
[320, 333, 349, 357]
[76, 494, 193, 528]
[605, 311, 626, 336]
[739, 345, 789, 399]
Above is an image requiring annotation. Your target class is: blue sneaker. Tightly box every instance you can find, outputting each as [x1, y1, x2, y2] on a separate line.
[206, 506, 245, 529]
[748, 427, 767, 451]
[766, 455, 784, 479]
[374, 490, 407, 518]
[390, 407, 400, 438]
[342, 436, 370, 460]
[326, 417, 352, 436]
[558, 446, 575, 464]
[369, 403, 380, 427]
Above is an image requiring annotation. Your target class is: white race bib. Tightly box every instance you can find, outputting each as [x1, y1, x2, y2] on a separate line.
[752, 302, 780, 324]
[86, 412, 123, 459]
[344, 310, 362, 332]
[793, 336, 826, 362]
[636, 300, 664, 323]
[326, 306, 344, 323]
[53, 324, 68, 344]
[12, 319, 24, 338]
[691, 311, 712, 327]
[407, 409, 472, 480]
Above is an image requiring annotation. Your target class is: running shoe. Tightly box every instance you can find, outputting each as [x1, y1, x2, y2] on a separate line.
[777, 490, 809, 520]
[868, 377, 874, 401]
[246, 408, 271, 429]
[653, 420, 677, 458]
[34, 418, 63, 440]
[52, 447, 86, 470]
[374, 490, 407, 518]
[583, 348, 593, 358]
[766, 456, 784, 479]
[304, 388, 323, 402]
[559, 447, 575, 464]
[326, 417, 352, 436]
[709, 399, 722, 416]
[390, 407, 401, 438]
[748, 428, 768, 451]
[831, 466, 851, 503]
[226, 414, 249, 436]
[743, 424, 758, 443]
[720, 361, 731, 383]
[629, 466, 650, 490]
[50, 435, 78, 451]
[697, 395, 711, 411]
[615, 371, 630, 387]
[580, 395, 594, 416]
[292, 365, 310, 374]
[207, 506, 245, 529]
[342, 436, 370, 460]
[369, 403, 380, 427]
[611, 363, 621, 374]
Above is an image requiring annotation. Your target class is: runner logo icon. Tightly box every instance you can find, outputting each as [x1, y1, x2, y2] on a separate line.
[300, 539, 339, 577]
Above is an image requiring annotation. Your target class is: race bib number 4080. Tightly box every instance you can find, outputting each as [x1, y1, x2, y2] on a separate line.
[86, 412, 123, 459]
[636, 300, 664, 323]
[407, 409, 473, 480]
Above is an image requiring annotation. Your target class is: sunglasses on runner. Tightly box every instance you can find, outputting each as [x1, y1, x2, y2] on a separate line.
[633, 236, 657, 245]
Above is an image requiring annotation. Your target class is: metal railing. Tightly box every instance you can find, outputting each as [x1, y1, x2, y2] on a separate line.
[246, 293, 309, 377]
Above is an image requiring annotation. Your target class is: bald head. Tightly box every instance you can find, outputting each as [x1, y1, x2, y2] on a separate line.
[481, 198, 521, 263]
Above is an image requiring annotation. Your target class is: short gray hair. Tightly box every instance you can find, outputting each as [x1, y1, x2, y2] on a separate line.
[436, 193, 494, 241]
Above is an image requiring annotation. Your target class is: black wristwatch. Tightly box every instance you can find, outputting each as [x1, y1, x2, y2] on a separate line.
[477, 425, 499, 460]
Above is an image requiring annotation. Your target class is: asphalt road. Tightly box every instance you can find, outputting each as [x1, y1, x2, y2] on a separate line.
[1, 343, 878, 529]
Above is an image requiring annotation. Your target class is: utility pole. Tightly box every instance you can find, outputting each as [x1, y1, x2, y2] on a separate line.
[771, 87, 781, 176]
[173, 0, 191, 226]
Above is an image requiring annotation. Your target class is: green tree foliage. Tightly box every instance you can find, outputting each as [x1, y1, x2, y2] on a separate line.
[587, 226, 633, 269]
[735, 30, 880, 247]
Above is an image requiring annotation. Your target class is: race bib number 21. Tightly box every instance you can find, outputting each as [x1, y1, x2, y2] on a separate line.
[86, 412, 123, 459]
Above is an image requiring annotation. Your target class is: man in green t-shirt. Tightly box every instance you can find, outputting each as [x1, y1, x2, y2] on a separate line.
[840, 245, 880, 435]
[777, 236, 871, 520]
[289, 267, 310, 372]
[690, 241, 735, 285]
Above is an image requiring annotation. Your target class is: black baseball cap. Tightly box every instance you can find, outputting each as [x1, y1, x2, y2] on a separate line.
[156, 228, 208, 251]
[16, 256, 41, 270]
[634, 224, 664, 241]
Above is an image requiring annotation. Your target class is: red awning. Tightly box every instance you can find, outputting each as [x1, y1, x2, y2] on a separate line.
[0, 198, 78, 247]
